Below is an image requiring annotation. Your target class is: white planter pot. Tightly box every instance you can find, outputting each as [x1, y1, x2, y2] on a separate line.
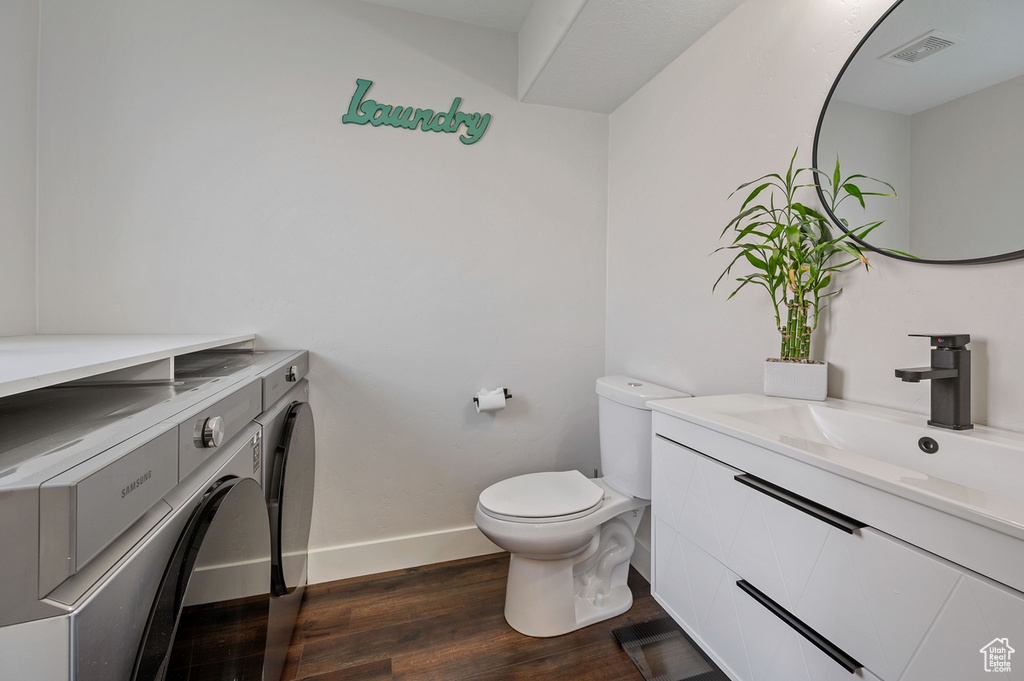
[763, 359, 828, 401]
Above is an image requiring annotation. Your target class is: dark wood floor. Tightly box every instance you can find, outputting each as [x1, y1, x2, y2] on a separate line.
[281, 552, 670, 681]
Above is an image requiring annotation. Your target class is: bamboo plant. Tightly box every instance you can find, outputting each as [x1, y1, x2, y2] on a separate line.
[714, 149, 896, 362]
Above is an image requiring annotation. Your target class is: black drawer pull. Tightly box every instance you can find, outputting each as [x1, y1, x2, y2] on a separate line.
[734, 474, 866, 534]
[737, 580, 862, 674]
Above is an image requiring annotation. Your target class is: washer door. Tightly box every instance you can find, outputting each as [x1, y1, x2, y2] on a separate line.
[268, 402, 316, 596]
[132, 476, 271, 681]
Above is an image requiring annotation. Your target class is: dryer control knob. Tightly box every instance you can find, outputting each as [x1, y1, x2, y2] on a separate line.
[286, 365, 299, 382]
[197, 416, 225, 448]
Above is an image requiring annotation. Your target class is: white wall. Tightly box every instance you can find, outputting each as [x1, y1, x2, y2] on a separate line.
[608, 0, 1024, 433]
[36, 0, 609, 580]
[0, 0, 39, 336]
[910, 74, 1024, 260]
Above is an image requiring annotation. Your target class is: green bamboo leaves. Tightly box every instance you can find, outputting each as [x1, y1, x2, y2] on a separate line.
[714, 149, 895, 361]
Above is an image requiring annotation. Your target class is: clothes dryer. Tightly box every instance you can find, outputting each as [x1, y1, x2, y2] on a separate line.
[0, 373, 270, 681]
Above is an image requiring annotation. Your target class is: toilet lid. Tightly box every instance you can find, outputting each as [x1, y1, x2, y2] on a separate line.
[478, 470, 604, 521]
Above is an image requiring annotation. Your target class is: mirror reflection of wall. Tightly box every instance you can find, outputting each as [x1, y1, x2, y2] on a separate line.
[815, 0, 1024, 263]
[817, 101, 910, 255]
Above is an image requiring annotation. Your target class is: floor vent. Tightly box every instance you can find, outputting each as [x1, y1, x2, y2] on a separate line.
[613, 617, 729, 681]
[882, 31, 960, 66]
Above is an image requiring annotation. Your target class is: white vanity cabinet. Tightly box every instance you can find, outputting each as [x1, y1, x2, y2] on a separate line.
[651, 412, 1024, 681]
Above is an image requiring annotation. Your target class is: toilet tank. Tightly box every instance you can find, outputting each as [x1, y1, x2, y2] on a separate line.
[596, 376, 689, 499]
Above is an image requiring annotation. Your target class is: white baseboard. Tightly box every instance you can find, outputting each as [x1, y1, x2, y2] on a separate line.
[183, 558, 269, 606]
[308, 524, 653, 586]
[308, 525, 502, 583]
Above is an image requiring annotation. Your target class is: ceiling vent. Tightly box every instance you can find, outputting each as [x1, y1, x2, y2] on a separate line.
[881, 31, 961, 66]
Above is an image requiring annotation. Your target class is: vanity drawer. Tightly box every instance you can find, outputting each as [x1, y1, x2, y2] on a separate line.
[729, 469, 963, 681]
[653, 515, 883, 681]
[901, 572, 1024, 680]
[654, 517, 714, 638]
[655, 432, 966, 681]
[652, 434, 749, 565]
[732, 578, 885, 681]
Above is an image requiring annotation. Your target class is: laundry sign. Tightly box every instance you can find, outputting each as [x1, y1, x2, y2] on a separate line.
[342, 78, 491, 145]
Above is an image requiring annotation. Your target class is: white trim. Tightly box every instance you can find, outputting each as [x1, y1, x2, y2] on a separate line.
[308, 525, 502, 583]
[183, 557, 268, 606]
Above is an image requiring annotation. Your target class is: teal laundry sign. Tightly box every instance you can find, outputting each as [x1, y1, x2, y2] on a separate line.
[342, 78, 491, 145]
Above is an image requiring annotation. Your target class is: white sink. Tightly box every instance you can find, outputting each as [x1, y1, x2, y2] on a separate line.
[648, 394, 1024, 537]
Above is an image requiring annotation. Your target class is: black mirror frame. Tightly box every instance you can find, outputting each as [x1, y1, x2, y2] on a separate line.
[812, 0, 1024, 266]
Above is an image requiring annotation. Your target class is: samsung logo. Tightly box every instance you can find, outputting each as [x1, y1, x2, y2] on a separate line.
[122, 470, 152, 499]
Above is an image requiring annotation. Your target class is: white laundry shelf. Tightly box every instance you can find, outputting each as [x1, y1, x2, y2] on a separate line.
[0, 334, 255, 398]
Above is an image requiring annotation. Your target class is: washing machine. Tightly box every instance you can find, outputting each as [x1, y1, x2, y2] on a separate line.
[132, 422, 270, 680]
[174, 350, 315, 681]
[0, 367, 270, 680]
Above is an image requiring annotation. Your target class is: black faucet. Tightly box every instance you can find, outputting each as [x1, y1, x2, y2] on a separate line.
[895, 334, 972, 430]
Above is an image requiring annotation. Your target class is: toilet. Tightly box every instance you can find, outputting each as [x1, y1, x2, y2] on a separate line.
[474, 376, 689, 637]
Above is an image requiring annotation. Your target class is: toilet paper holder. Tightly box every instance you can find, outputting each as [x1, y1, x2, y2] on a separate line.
[473, 388, 511, 407]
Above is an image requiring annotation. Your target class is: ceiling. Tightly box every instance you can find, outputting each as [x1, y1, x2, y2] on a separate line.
[834, 0, 1024, 115]
[358, 0, 536, 33]
[357, 0, 744, 113]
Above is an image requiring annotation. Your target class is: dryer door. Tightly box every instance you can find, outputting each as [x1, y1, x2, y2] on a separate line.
[132, 476, 271, 681]
[268, 402, 316, 596]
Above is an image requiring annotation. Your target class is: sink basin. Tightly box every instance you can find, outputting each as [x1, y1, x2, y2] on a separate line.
[724, 401, 1024, 501]
[648, 394, 1024, 535]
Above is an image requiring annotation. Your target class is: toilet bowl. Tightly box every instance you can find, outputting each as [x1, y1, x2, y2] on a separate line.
[475, 471, 647, 637]
[474, 376, 690, 637]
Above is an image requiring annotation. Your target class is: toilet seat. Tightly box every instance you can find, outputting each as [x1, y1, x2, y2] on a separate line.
[478, 470, 604, 524]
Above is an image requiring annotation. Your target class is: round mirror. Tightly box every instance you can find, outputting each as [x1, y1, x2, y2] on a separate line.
[814, 0, 1024, 264]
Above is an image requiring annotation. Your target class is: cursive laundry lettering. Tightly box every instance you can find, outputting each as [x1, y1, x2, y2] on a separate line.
[342, 78, 491, 145]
